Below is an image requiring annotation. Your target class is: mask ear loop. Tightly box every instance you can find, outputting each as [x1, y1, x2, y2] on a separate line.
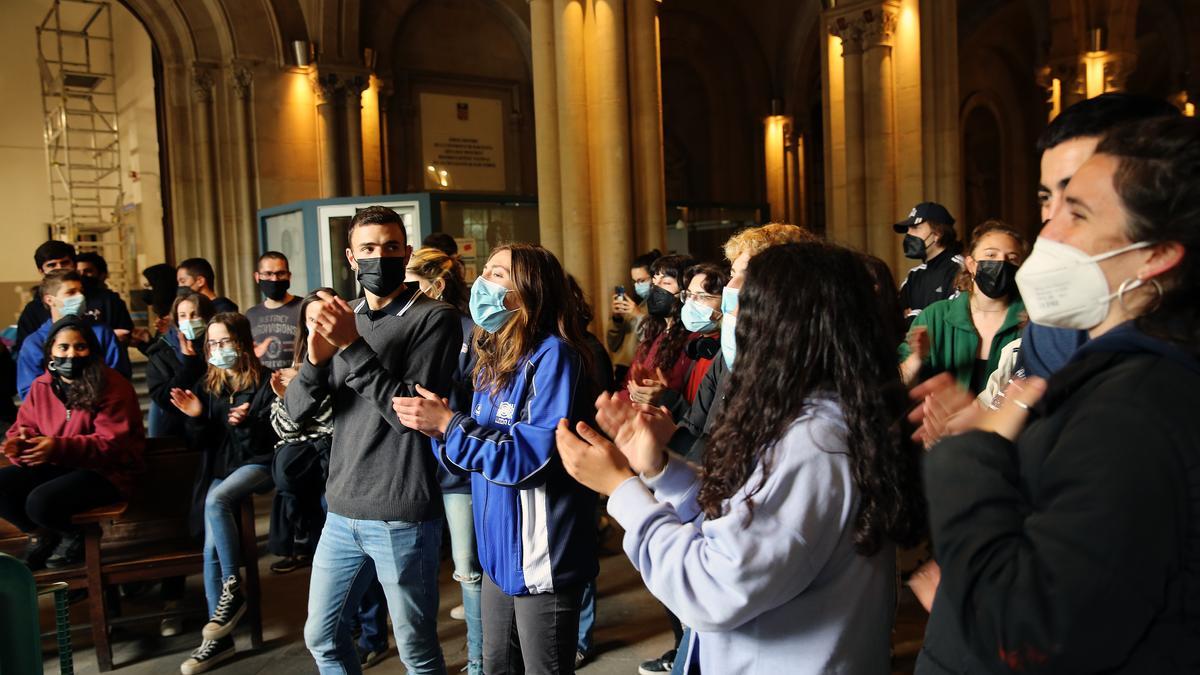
[1117, 277, 1163, 314]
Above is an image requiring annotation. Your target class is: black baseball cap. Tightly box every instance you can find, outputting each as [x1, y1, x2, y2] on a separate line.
[893, 202, 955, 233]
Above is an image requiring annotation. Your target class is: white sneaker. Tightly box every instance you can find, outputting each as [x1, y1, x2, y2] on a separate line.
[180, 636, 235, 674]
[450, 604, 466, 620]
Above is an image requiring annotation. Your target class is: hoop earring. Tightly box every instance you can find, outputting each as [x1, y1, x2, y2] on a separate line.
[1117, 277, 1163, 314]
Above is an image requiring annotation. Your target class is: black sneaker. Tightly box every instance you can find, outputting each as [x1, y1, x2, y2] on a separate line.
[269, 555, 308, 575]
[45, 532, 84, 569]
[357, 644, 388, 669]
[201, 575, 246, 641]
[638, 649, 676, 675]
[20, 532, 61, 571]
[180, 635, 235, 674]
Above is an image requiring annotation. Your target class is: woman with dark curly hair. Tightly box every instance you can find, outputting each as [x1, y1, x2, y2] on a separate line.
[620, 254, 697, 406]
[556, 241, 927, 674]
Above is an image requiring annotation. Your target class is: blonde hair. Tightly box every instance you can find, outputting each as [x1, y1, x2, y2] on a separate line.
[407, 247, 468, 313]
[723, 223, 817, 261]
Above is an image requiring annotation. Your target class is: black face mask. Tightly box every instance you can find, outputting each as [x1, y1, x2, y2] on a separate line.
[974, 260, 1019, 299]
[176, 285, 194, 298]
[903, 234, 932, 260]
[49, 355, 90, 380]
[138, 289, 155, 307]
[258, 279, 291, 302]
[355, 256, 408, 297]
[645, 285, 679, 318]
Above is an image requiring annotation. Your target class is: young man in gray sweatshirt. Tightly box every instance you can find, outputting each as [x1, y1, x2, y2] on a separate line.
[285, 206, 461, 674]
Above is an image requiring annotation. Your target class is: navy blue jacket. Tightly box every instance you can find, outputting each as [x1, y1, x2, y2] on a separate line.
[435, 334, 598, 596]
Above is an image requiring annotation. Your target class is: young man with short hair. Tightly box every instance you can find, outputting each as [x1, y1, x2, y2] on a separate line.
[244, 252, 302, 371]
[16, 270, 130, 400]
[74, 252, 134, 344]
[285, 206, 461, 674]
[177, 258, 238, 314]
[895, 202, 963, 323]
[15, 241, 78, 353]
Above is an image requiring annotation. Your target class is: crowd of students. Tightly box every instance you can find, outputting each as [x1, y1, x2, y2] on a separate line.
[1, 91, 1199, 675]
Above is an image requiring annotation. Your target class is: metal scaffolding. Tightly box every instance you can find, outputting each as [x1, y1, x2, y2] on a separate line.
[37, 0, 136, 297]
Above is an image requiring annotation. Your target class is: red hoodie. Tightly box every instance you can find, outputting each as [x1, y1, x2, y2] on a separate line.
[5, 368, 145, 497]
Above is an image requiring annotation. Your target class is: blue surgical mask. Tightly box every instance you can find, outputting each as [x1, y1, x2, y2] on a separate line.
[470, 277, 516, 334]
[680, 299, 717, 334]
[633, 280, 652, 301]
[60, 294, 85, 317]
[179, 318, 206, 341]
[208, 347, 239, 370]
[719, 287, 739, 368]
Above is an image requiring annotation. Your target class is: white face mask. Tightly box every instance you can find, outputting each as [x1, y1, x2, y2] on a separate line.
[1014, 237, 1152, 330]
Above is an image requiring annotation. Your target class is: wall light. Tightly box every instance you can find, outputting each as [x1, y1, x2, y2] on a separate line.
[292, 40, 313, 68]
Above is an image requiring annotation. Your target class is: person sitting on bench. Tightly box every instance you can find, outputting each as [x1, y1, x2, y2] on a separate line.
[0, 316, 145, 570]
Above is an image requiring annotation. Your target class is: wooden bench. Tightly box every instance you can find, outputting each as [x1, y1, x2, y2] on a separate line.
[0, 438, 264, 672]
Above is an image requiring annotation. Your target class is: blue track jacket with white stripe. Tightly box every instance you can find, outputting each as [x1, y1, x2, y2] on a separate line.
[434, 334, 599, 596]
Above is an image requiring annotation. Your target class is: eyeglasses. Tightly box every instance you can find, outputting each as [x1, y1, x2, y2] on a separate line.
[677, 290, 721, 303]
[206, 338, 236, 350]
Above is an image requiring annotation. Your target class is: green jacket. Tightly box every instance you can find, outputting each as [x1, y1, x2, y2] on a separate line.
[899, 293, 1025, 391]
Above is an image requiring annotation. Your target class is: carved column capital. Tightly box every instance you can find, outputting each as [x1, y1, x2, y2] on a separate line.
[343, 74, 369, 105]
[309, 70, 344, 106]
[229, 62, 254, 101]
[829, 17, 866, 57]
[191, 65, 215, 103]
[861, 4, 899, 49]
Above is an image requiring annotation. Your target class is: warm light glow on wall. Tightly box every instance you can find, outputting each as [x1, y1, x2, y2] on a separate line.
[1049, 77, 1062, 121]
[898, 4, 916, 42]
[1186, 102, 1196, 117]
[764, 114, 791, 222]
[286, 70, 314, 125]
[1084, 52, 1108, 99]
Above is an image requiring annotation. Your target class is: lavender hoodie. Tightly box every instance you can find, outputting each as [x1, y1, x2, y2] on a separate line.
[607, 398, 895, 674]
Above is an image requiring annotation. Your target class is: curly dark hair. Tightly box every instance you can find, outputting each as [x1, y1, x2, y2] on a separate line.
[636, 254, 696, 372]
[699, 242, 926, 555]
[43, 317, 107, 411]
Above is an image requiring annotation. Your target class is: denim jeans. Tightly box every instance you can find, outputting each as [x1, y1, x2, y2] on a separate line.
[305, 511, 446, 674]
[443, 493, 482, 674]
[577, 578, 596, 655]
[203, 464, 272, 616]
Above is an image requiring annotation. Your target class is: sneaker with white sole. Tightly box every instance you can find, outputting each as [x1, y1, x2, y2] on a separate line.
[180, 635, 235, 674]
[638, 649, 676, 675]
[449, 604, 466, 620]
[201, 575, 246, 641]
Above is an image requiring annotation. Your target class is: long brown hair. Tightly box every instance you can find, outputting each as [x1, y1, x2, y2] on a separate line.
[171, 292, 216, 326]
[472, 244, 593, 394]
[203, 313, 263, 395]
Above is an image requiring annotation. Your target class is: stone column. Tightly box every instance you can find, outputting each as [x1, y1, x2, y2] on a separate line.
[862, 4, 900, 268]
[529, 0, 564, 258]
[553, 0, 594, 294]
[190, 65, 220, 262]
[829, 17, 867, 249]
[229, 62, 258, 305]
[344, 74, 369, 197]
[310, 70, 343, 198]
[585, 0, 635, 325]
[627, 0, 667, 254]
[377, 77, 394, 193]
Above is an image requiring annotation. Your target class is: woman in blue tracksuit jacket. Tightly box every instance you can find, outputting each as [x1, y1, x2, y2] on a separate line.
[395, 243, 598, 675]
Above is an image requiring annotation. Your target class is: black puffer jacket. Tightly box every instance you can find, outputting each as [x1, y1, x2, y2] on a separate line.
[919, 323, 1200, 674]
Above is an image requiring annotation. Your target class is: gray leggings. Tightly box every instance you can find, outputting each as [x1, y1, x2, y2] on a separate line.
[482, 575, 583, 675]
